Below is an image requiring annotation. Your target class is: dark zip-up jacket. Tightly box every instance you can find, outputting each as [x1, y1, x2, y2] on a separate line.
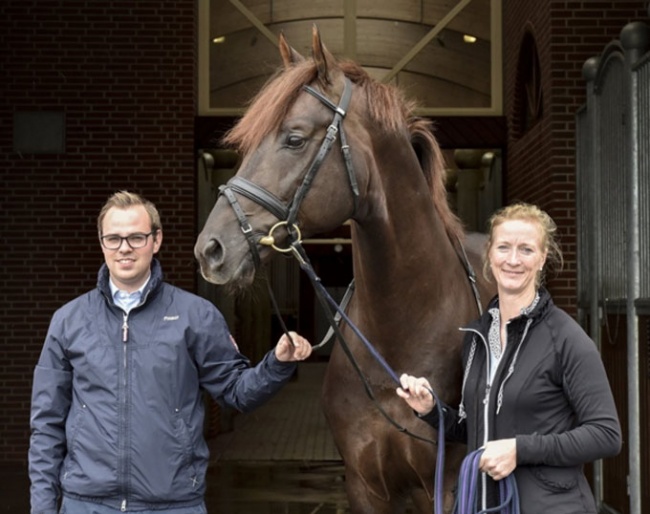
[29, 260, 297, 513]
[422, 288, 621, 514]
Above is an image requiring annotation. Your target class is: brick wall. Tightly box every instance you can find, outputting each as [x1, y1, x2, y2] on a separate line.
[2, 0, 648, 468]
[502, 0, 648, 316]
[0, 1, 196, 463]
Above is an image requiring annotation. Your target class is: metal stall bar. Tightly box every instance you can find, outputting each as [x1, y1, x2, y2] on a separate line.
[636, 47, 650, 514]
[582, 54, 606, 510]
[594, 40, 628, 513]
[574, 105, 590, 327]
[622, 21, 650, 514]
[581, 57, 601, 390]
[586, 35, 628, 513]
[632, 35, 650, 302]
[596, 47, 627, 305]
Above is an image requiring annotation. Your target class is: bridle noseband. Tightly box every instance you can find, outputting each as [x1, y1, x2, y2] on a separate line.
[218, 76, 359, 268]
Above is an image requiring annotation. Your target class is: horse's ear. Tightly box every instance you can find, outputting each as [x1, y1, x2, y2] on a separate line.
[311, 24, 335, 85]
[279, 32, 304, 68]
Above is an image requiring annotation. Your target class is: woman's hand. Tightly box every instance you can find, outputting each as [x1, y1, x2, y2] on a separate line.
[479, 438, 517, 480]
[396, 374, 436, 416]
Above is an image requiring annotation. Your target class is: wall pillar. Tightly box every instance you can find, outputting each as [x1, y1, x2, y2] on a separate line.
[454, 149, 485, 232]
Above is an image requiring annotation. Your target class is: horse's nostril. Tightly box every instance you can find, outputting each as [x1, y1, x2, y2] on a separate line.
[196, 237, 224, 267]
[206, 238, 224, 263]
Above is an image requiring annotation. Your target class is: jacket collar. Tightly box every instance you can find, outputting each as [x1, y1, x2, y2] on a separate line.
[466, 287, 553, 332]
[97, 258, 164, 304]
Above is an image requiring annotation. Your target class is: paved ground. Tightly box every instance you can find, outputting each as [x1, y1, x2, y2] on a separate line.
[209, 361, 341, 462]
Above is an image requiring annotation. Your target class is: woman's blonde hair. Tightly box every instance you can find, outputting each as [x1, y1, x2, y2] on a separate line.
[483, 202, 563, 287]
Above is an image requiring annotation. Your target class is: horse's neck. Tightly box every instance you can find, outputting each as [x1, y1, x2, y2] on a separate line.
[354, 212, 457, 281]
[351, 175, 462, 318]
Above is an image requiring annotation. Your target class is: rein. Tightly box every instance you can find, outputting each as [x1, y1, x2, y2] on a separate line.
[454, 449, 520, 514]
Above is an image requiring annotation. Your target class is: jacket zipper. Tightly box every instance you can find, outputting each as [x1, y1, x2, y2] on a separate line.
[495, 319, 532, 414]
[122, 312, 129, 342]
[460, 327, 494, 511]
[121, 311, 129, 511]
[104, 289, 150, 512]
[481, 374, 491, 510]
[118, 291, 150, 511]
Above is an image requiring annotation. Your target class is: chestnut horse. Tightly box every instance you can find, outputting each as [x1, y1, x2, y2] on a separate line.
[195, 27, 494, 513]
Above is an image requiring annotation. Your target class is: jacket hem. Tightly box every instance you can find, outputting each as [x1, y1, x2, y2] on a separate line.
[63, 492, 204, 511]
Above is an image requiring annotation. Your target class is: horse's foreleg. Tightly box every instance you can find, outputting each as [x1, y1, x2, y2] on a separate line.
[344, 466, 408, 514]
[436, 442, 467, 514]
[402, 438, 465, 514]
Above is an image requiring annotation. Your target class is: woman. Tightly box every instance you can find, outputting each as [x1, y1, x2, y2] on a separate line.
[397, 203, 621, 513]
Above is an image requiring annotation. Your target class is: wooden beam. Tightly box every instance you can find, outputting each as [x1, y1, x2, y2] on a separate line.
[344, 0, 357, 60]
[228, 0, 278, 46]
[382, 0, 474, 83]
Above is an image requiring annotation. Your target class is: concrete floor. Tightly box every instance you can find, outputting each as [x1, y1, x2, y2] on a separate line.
[204, 361, 351, 512]
[209, 361, 340, 462]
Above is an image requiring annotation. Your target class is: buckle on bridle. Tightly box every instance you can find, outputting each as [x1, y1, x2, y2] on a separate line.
[259, 221, 302, 253]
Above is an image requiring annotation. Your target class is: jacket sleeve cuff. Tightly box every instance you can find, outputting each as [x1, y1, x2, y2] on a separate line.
[415, 400, 452, 429]
[515, 433, 536, 464]
[267, 350, 298, 374]
[31, 506, 59, 514]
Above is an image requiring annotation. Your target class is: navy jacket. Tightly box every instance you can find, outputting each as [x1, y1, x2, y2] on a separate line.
[29, 260, 297, 513]
[422, 288, 621, 514]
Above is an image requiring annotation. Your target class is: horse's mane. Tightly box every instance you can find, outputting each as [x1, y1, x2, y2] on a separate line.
[224, 59, 464, 242]
[408, 118, 464, 242]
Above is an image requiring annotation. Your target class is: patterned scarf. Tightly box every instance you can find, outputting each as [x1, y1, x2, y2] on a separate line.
[487, 291, 540, 360]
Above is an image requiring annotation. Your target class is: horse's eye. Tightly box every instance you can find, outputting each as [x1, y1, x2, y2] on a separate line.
[286, 134, 306, 149]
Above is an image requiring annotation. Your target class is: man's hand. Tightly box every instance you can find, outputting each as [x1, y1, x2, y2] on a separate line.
[275, 331, 312, 362]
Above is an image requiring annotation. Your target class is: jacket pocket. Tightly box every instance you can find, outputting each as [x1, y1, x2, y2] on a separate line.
[531, 465, 578, 491]
[173, 414, 200, 483]
[516, 465, 596, 514]
[62, 405, 87, 479]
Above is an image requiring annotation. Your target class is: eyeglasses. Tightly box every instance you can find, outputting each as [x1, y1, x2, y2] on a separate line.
[100, 232, 155, 250]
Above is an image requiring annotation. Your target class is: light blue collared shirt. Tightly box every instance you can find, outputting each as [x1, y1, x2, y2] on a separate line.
[109, 275, 150, 313]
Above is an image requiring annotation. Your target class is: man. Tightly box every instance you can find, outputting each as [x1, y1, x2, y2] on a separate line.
[29, 191, 312, 513]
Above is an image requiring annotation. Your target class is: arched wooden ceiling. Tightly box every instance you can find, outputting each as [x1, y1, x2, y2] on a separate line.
[207, 0, 495, 112]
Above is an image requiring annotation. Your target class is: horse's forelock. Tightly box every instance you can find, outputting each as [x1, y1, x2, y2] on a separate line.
[225, 58, 414, 154]
[223, 63, 318, 153]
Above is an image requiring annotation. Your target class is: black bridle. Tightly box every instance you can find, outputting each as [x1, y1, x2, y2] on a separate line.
[218, 76, 358, 269]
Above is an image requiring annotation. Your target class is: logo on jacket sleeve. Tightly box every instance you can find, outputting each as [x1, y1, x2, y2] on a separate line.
[163, 315, 180, 321]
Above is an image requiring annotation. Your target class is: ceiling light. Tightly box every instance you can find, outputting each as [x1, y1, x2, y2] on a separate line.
[212, 36, 226, 44]
[463, 34, 477, 44]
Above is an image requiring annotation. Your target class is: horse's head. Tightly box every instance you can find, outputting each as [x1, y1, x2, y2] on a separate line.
[195, 26, 457, 290]
[195, 27, 371, 287]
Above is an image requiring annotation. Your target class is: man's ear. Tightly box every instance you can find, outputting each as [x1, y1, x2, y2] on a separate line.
[153, 229, 163, 254]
